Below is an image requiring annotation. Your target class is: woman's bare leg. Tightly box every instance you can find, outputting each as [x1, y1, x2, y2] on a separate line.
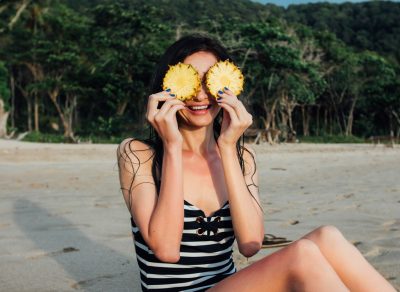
[303, 225, 396, 292]
[209, 239, 349, 292]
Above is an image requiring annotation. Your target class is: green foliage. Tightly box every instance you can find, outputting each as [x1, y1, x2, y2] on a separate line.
[1, 0, 399, 142]
[285, 1, 400, 64]
[21, 131, 126, 144]
[22, 132, 66, 143]
[299, 135, 366, 143]
[86, 2, 173, 127]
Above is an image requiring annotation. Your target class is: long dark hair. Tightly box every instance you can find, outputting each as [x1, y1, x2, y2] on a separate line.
[118, 35, 259, 213]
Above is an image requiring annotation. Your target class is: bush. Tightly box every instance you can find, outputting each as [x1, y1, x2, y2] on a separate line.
[22, 132, 65, 143]
[298, 135, 366, 143]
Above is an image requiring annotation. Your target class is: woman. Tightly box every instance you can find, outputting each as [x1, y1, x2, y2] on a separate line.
[117, 35, 395, 292]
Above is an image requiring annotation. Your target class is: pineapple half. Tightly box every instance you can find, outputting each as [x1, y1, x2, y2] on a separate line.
[162, 62, 201, 101]
[206, 60, 244, 98]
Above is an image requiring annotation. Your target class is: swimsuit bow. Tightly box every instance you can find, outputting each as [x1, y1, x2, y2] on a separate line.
[196, 216, 221, 236]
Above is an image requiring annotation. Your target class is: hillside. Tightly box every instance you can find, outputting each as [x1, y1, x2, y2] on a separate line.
[285, 1, 400, 63]
[64, 0, 400, 63]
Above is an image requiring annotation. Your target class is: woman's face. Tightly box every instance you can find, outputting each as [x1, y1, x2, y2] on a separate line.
[177, 51, 221, 128]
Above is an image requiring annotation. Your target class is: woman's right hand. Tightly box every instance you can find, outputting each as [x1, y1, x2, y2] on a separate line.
[146, 90, 186, 146]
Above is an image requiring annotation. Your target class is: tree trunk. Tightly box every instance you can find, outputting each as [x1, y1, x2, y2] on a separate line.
[287, 104, 295, 134]
[341, 110, 347, 134]
[10, 73, 15, 128]
[329, 95, 342, 135]
[0, 99, 10, 138]
[23, 62, 44, 132]
[346, 95, 358, 136]
[48, 88, 71, 141]
[74, 101, 79, 131]
[392, 109, 400, 126]
[272, 105, 277, 131]
[16, 83, 32, 131]
[49, 89, 77, 142]
[271, 99, 278, 130]
[27, 97, 32, 132]
[240, 48, 252, 69]
[262, 102, 268, 129]
[316, 105, 320, 136]
[262, 98, 278, 130]
[66, 94, 77, 140]
[175, 23, 184, 40]
[280, 92, 297, 140]
[335, 108, 342, 135]
[116, 99, 128, 116]
[279, 110, 288, 140]
[301, 105, 310, 136]
[261, 99, 279, 144]
[244, 83, 259, 107]
[34, 92, 39, 132]
[8, 0, 31, 30]
[391, 110, 400, 139]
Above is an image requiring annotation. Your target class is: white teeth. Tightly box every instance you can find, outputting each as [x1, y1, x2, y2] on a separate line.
[190, 105, 208, 110]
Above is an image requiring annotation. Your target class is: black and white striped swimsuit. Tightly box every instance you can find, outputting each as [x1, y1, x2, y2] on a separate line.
[131, 200, 236, 291]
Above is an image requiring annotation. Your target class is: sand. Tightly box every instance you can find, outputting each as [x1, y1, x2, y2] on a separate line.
[0, 139, 399, 291]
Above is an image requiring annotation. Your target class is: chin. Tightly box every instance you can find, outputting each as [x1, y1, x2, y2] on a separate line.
[182, 117, 214, 128]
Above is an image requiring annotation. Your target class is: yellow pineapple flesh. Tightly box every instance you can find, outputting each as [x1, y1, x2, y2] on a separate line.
[162, 63, 201, 101]
[206, 60, 244, 98]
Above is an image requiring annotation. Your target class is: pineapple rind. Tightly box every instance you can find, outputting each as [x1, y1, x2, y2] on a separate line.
[162, 63, 201, 101]
[206, 60, 244, 98]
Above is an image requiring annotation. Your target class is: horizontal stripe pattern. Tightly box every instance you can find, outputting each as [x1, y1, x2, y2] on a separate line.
[131, 201, 236, 291]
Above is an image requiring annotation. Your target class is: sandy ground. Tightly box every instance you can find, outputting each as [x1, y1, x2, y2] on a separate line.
[0, 139, 399, 291]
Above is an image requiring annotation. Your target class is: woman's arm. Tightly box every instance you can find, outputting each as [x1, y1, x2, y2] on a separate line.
[117, 93, 186, 263]
[216, 88, 264, 257]
[117, 138, 184, 263]
[219, 144, 264, 257]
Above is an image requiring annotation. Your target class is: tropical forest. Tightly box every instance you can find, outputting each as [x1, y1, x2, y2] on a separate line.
[0, 0, 399, 143]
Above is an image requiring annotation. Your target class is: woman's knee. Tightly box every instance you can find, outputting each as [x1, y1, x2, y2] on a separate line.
[255, 239, 320, 275]
[285, 238, 349, 292]
[312, 225, 346, 246]
[287, 239, 326, 279]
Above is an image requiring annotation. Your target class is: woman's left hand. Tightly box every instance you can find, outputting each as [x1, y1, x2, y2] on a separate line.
[217, 87, 253, 148]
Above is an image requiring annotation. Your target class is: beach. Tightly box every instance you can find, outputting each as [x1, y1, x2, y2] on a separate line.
[0, 140, 399, 291]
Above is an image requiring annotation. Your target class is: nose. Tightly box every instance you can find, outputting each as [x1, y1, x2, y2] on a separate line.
[193, 83, 209, 101]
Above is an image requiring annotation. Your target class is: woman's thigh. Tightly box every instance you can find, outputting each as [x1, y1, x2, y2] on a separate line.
[208, 239, 348, 292]
[208, 245, 293, 291]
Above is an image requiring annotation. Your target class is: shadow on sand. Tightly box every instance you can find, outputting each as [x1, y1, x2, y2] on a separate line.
[13, 198, 140, 292]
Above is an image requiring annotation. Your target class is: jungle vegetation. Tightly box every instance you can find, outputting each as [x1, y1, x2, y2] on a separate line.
[0, 0, 399, 143]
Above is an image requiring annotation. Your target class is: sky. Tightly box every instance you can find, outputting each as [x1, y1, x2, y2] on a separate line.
[254, 0, 400, 7]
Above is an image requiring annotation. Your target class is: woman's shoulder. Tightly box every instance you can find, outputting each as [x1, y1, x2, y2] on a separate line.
[119, 137, 154, 151]
[117, 138, 155, 165]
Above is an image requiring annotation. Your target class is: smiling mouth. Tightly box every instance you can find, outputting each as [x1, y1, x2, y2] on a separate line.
[186, 104, 212, 111]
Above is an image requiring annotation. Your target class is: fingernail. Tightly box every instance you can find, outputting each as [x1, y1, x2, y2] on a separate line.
[166, 88, 171, 92]
[224, 87, 229, 90]
[217, 97, 222, 101]
[169, 93, 175, 97]
[218, 90, 223, 94]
